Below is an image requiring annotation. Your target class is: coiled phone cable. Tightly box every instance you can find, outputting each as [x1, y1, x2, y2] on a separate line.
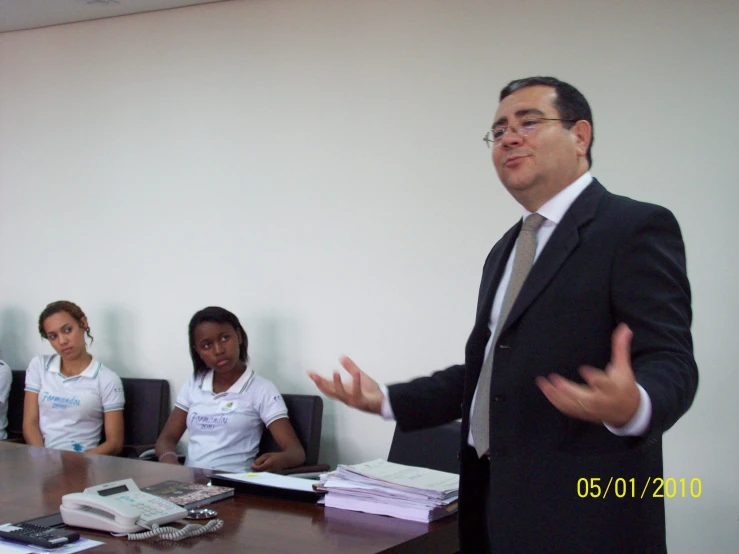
[126, 518, 223, 541]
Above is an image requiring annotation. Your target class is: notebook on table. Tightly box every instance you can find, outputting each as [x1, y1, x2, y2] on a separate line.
[141, 480, 234, 510]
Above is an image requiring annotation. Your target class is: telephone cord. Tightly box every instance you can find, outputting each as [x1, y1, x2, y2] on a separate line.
[126, 518, 224, 541]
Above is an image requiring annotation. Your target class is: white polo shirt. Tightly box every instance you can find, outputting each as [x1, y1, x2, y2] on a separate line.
[175, 368, 288, 473]
[24, 354, 125, 452]
[0, 360, 11, 441]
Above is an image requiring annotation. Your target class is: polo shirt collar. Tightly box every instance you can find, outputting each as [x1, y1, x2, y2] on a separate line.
[201, 366, 255, 395]
[46, 354, 102, 379]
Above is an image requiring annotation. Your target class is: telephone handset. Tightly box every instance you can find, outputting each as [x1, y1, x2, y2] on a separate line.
[60, 478, 188, 534]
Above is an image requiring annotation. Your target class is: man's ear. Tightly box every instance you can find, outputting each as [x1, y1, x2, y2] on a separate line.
[572, 119, 592, 158]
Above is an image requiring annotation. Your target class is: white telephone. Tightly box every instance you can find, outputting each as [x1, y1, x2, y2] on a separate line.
[60, 478, 188, 534]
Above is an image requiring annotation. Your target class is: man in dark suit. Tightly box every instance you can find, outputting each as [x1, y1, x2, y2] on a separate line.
[309, 76, 698, 553]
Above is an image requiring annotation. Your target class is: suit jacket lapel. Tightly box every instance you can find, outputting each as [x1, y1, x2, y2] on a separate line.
[464, 223, 520, 387]
[476, 222, 520, 325]
[499, 180, 607, 334]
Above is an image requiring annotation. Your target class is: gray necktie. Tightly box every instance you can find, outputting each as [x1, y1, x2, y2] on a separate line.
[470, 213, 546, 457]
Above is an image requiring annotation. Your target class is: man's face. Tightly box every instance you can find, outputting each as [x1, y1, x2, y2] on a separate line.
[491, 85, 589, 211]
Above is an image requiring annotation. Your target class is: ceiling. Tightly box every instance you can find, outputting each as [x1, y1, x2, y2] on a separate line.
[0, 0, 232, 33]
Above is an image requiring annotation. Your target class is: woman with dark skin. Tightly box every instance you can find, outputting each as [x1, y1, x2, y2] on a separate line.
[155, 307, 305, 472]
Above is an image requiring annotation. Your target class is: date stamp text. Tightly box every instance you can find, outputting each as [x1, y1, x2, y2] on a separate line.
[577, 477, 702, 499]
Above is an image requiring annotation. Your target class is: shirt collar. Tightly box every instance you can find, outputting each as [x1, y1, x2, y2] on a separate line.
[523, 171, 593, 223]
[201, 366, 254, 394]
[46, 354, 101, 378]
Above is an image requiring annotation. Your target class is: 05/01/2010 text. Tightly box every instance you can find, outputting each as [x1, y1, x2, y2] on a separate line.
[576, 477, 702, 499]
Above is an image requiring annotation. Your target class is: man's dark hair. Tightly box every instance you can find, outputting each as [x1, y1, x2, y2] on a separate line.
[188, 306, 249, 376]
[500, 76, 594, 167]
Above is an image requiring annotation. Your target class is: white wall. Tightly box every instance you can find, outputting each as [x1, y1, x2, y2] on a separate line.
[0, 0, 737, 551]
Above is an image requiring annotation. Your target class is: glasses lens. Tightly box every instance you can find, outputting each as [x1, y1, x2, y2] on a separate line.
[492, 128, 507, 141]
[520, 119, 539, 134]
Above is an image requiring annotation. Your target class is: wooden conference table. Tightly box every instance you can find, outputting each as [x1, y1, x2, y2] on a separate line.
[0, 442, 458, 554]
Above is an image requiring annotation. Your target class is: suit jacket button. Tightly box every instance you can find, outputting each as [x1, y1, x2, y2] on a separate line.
[492, 395, 506, 402]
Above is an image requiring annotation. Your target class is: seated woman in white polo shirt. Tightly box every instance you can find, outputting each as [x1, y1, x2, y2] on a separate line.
[22, 301, 125, 455]
[154, 306, 305, 473]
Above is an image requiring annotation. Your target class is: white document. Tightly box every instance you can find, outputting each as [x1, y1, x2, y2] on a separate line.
[213, 472, 316, 492]
[337, 459, 459, 497]
[324, 495, 458, 523]
[0, 544, 28, 554]
[322, 480, 458, 506]
[319, 459, 460, 522]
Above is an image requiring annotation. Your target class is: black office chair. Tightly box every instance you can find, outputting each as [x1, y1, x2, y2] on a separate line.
[258, 393, 330, 475]
[387, 421, 462, 474]
[118, 377, 171, 458]
[4, 370, 26, 442]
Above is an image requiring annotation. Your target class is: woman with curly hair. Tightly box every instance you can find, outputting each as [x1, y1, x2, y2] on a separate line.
[23, 301, 125, 454]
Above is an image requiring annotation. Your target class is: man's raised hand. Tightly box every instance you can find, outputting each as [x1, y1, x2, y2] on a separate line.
[308, 356, 385, 414]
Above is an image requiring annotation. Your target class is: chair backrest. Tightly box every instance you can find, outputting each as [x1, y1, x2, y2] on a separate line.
[387, 421, 462, 474]
[6, 370, 26, 440]
[258, 394, 323, 465]
[119, 377, 170, 448]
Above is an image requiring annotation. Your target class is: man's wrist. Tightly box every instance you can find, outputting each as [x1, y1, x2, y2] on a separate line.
[604, 384, 651, 436]
[379, 384, 396, 420]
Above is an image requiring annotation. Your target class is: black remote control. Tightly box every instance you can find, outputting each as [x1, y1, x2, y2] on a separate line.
[0, 522, 80, 549]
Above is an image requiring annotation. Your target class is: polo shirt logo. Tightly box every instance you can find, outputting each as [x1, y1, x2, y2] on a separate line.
[220, 401, 237, 413]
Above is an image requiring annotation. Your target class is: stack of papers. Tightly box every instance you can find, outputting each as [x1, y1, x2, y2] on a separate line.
[317, 459, 459, 522]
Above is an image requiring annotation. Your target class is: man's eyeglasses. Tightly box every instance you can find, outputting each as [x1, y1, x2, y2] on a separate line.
[483, 118, 577, 148]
